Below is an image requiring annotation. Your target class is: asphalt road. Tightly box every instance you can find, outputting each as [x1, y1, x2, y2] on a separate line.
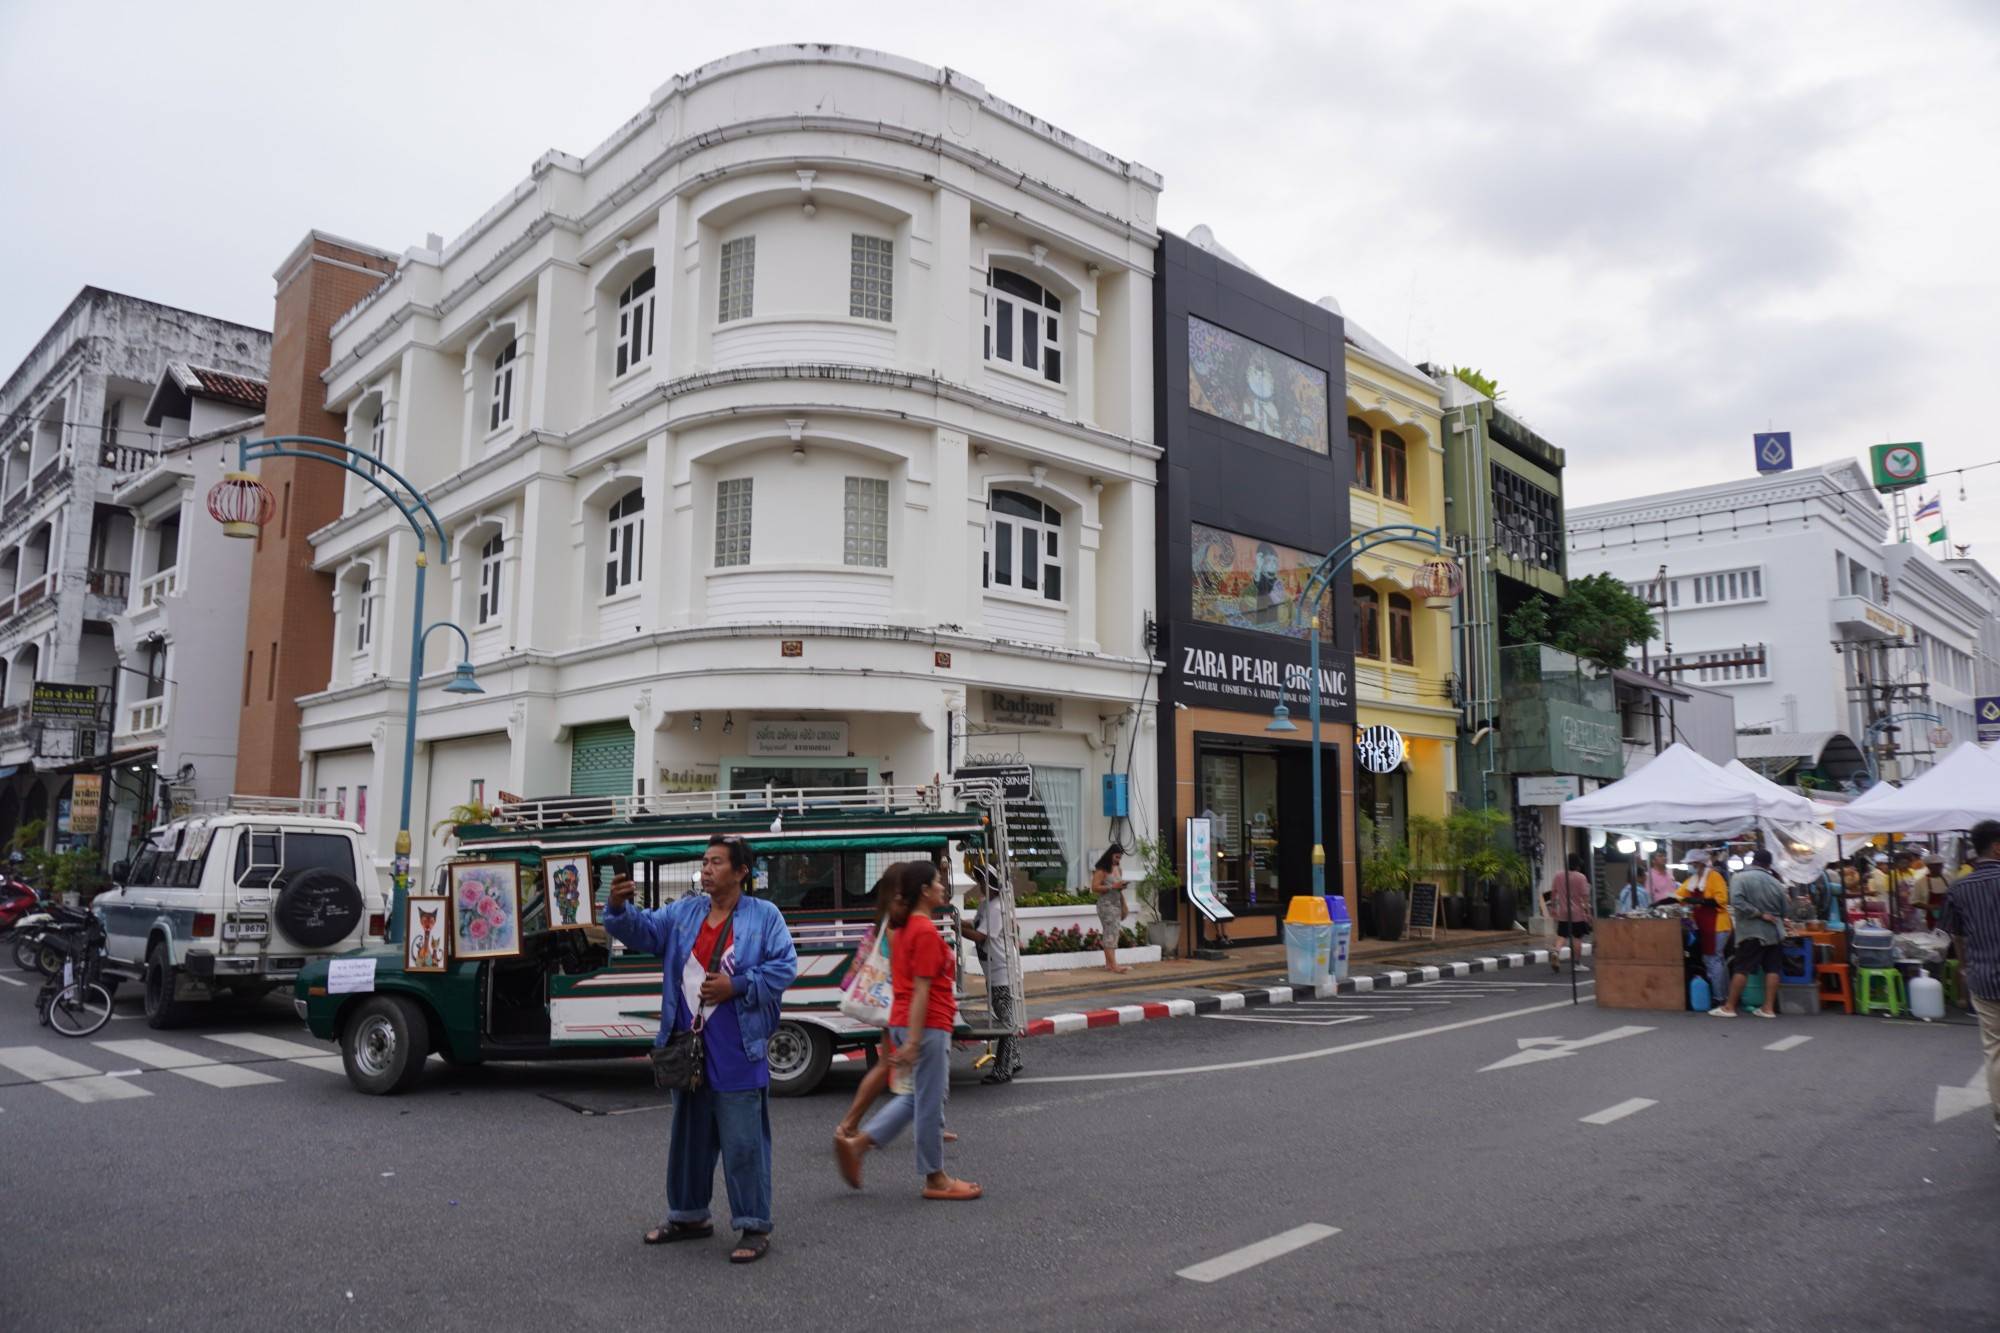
[0, 965, 1992, 1333]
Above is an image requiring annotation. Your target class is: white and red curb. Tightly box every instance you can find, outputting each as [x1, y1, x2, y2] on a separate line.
[1020, 945, 1591, 1039]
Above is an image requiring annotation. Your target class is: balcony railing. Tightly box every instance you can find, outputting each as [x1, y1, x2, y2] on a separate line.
[126, 697, 168, 735]
[31, 460, 63, 491]
[0, 704, 27, 743]
[101, 444, 160, 474]
[139, 567, 179, 608]
[16, 578, 46, 610]
[87, 567, 129, 600]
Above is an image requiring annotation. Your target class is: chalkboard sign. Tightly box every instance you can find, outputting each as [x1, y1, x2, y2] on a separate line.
[1407, 882, 1440, 940]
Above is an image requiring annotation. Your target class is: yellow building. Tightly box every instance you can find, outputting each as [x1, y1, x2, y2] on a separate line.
[1343, 325, 1457, 848]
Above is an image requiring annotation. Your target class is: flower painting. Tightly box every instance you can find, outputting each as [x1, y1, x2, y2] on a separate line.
[449, 861, 522, 960]
[543, 854, 594, 930]
[405, 896, 449, 972]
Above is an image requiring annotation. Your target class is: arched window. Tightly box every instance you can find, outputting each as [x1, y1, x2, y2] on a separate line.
[1349, 417, 1375, 492]
[615, 268, 656, 376]
[476, 534, 504, 625]
[369, 406, 387, 475]
[1380, 430, 1408, 504]
[1353, 584, 1381, 660]
[985, 490, 1063, 601]
[1387, 592, 1414, 665]
[984, 269, 1063, 384]
[488, 339, 518, 431]
[605, 490, 645, 595]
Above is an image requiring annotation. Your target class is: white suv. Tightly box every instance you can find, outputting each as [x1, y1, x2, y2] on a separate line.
[94, 806, 384, 1029]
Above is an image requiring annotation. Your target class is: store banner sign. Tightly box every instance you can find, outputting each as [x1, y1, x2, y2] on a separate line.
[1868, 442, 1925, 491]
[986, 690, 1062, 730]
[31, 682, 103, 723]
[1977, 696, 2000, 745]
[70, 774, 102, 835]
[1752, 431, 1793, 473]
[1516, 774, 1581, 805]
[954, 763, 1033, 801]
[1172, 621, 1355, 721]
[1357, 725, 1406, 774]
[747, 720, 849, 757]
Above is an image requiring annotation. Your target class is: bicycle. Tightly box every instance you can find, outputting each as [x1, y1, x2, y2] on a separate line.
[35, 915, 114, 1037]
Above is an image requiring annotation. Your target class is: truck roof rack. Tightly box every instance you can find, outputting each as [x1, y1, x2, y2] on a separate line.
[488, 779, 1009, 832]
[179, 795, 346, 819]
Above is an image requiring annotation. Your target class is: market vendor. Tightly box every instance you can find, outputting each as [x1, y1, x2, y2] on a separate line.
[1676, 848, 1732, 1005]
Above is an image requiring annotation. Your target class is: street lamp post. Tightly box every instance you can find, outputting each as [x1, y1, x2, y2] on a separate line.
[1266, 525, 1461, 901]
[210, 436, 482, 941]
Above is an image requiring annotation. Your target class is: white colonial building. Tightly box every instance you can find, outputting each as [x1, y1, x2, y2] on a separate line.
[0, 290, 267, 853]
[1569, 459, 1998, 786]
[297, 46, 1163, 889]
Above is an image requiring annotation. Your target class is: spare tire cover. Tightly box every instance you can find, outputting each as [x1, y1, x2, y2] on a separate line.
[273, 868, 366, 949]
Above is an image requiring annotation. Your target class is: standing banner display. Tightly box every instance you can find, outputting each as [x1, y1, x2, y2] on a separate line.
[1184, 817, 1234, 922]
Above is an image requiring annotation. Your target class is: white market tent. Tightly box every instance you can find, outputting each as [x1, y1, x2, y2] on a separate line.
[1559, 742, 1815, 839]
[1831, 741, 2000, 835]
[1724, 759, 1842, 821]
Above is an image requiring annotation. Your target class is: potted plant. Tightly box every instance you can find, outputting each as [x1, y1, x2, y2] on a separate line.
[1360, 838, 1412, 941]
[1129, 836, 1183, 956]
[431, 799, 496, 846]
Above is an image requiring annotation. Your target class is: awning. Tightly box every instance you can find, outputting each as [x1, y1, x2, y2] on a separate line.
[1611, 668, 1690, 700]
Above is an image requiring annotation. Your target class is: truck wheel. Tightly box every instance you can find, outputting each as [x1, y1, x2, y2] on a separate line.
[143, 944, 192, 1029]
[342, 995, 430, 1095]
[766, 1020, 831, 1097]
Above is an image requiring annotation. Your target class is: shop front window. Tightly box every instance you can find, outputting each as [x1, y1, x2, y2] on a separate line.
[1198, 749, 1280, 912]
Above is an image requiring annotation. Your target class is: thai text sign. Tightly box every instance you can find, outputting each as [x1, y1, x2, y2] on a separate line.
[747, 720, 849, 757]
[70, 774, 102, 835]
[31, 682, 103, 723]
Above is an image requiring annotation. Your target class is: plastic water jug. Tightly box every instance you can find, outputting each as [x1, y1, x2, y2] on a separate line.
[1909, 972, 1946, 1021]
[1690, 975, 1712, 1012]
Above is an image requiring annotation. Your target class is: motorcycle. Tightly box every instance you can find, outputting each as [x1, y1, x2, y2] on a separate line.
[11, 901, 88, 976]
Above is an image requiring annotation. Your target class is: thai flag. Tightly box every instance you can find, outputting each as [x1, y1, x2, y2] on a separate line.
[1914, 494, 1942, 522]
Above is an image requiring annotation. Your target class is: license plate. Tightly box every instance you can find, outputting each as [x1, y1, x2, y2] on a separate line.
[223, 920, 269, 941]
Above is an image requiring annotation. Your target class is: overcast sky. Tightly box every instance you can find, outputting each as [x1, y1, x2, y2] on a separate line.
[5, 0, 1996, 554]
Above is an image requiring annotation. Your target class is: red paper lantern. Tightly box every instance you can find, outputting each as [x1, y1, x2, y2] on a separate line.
[1412, 558, 1465, 599]
[207, 471, 276, 538]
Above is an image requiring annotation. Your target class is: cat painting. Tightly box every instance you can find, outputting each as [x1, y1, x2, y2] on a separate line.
[406, 897, 447, 971]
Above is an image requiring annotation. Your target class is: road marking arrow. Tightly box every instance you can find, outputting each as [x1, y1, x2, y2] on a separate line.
[1482, 1026, 1655, 1072]
[1934, 1067, 1990, 1124]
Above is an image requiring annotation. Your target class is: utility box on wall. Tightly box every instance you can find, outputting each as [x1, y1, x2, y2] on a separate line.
[1101, 773, 1129, 818]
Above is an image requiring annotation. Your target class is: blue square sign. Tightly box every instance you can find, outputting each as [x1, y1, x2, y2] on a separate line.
[1977, 696, 2000, 745]
[1754, 432, 1793, 473]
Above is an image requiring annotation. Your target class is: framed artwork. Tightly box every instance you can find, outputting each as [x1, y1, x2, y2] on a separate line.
[404, 896, 449, 972]
[544, 854, 595, 930]
[448, 860, 522, 960]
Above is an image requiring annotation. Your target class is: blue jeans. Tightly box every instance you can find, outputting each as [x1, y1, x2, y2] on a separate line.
[667, 1085, 772, 1233]
[1705, 930, 1731, 1007]
[860, 1026, 949, 1175]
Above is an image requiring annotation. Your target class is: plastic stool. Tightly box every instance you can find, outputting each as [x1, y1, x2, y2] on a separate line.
[1855, 967, 1907, 1017]
[1942, 959, 1965, 1008]
[1816, 963, 1853, 1014]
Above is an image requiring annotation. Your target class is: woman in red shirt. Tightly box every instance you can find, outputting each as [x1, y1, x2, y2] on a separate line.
[834, 861, 982, 1201]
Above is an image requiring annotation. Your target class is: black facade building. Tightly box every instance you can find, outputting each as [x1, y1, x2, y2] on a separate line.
[1153, 232, 1356, 949]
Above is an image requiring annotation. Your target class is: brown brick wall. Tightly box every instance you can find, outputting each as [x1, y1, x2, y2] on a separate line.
[233, 238, 395, 795]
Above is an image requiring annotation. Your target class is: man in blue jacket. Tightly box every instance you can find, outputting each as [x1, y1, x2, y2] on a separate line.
[604, 834, 798, 1264]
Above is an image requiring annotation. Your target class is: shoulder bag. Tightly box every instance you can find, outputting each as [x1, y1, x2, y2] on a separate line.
[839, 926, 895, 1026]
[648, 917, 733, 1093]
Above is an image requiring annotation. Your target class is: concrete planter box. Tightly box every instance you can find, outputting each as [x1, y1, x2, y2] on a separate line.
[968, 945, 1161, 976]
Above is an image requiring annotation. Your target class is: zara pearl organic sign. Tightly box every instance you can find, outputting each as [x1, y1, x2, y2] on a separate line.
[747, 720, 850, 757]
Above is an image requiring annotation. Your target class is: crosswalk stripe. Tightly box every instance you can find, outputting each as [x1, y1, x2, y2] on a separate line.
[95, 1038, 217, 1070]
[95, 1038, 285, 1088]
[174, 1064, 283, 1089]
[294, 1055, 348, 1075]
[0, 1046, 152, 1102]
[206, 1033, 332, 1060]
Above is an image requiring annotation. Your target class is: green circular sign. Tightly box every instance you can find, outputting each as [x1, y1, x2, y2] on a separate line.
[1883, 447, 1921, 479]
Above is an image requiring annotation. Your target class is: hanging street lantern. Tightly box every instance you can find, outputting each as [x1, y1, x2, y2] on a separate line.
[1928, 724, 1954, 749]
[1413, 557, 1465, 603]
[207, 471, 276, 538]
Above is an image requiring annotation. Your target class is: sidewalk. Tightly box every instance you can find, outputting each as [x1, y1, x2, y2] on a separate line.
[966, 927, 1592, 1035]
